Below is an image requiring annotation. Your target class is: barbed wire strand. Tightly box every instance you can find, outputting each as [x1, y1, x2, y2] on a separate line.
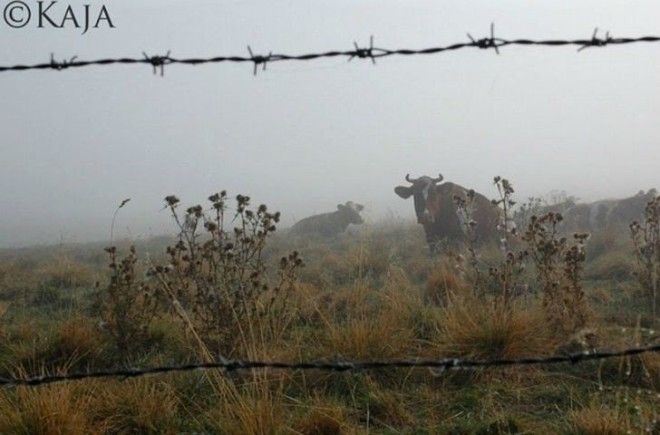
[0, 343, 658, 388]
[1, 26, 659, 75]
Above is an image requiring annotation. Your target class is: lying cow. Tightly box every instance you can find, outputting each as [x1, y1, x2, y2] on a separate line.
[289, 201, 365, 237]
[394, 174, 500, 252]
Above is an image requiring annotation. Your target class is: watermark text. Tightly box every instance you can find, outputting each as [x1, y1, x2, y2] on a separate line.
[2, 1, 115, 34]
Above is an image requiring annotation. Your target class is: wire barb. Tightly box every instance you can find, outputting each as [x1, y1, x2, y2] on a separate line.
[578, 28, 613, 52]
[142, 51, 172, 76]
[49, 53, 78, 71]
[468, 22, 502, 54]
[349, 35, 377, 64]
[247, 46, 272, 75]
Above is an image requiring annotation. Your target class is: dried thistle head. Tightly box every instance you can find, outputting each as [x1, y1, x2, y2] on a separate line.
[165, 195, 180, 207]
[186, 205, 203, 218]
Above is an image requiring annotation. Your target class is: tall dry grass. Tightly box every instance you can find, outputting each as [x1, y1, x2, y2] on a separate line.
[0, 384, 101, 435]
[437, 295, 554, 360]
[568, 405, 627, 435]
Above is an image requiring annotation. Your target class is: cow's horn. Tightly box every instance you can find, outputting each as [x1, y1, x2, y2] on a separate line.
[433, 174, 444, 183]
[405, 174, 417, 183]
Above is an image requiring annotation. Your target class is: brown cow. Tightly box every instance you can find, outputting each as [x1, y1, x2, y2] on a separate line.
[290, 201, 365, 238]
[394, 174, 501, 253]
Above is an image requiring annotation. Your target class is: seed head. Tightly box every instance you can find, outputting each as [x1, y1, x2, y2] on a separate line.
[165, 195, 180, 207]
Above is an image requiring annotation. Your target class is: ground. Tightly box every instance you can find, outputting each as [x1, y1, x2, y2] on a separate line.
[0, 213, 657, 434]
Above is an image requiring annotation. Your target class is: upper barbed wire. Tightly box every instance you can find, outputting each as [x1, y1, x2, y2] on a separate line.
[0, 343, 658, 388]
[1, 25, 659, 75]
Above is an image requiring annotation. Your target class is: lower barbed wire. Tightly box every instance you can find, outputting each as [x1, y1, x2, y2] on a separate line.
[0, 343, 658, 388]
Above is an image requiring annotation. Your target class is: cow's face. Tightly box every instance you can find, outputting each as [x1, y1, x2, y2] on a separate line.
[394, 174, 444, 224]
[337, 201, 365, 224]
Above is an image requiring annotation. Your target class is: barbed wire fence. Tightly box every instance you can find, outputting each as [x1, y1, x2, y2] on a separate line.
[0, 25, 659, 75]
[1, 24, 659, 390]
[0, 343, 658, 388]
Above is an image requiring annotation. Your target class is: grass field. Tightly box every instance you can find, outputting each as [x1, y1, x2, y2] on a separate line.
[0, 192, 658, 434]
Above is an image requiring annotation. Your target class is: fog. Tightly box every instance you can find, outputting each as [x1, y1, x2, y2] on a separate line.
[1, 0, 659, 247]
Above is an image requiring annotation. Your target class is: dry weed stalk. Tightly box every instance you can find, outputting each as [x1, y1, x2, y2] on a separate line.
[492, 176, 518, 252]
[453, 177, 528, 305]
[100, 246, 157, 352]
[513, 196, 544, 230]
[630, 195, 660, 324]
[523, 212, 589, 334]
[486, 177, 529, 306]
[452, 189, 484, 294]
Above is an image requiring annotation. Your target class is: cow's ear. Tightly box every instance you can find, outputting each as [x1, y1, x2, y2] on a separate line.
[394, 186, 414, 199]
[337, 204, 347, 211]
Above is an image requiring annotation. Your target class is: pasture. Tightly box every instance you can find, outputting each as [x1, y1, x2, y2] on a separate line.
[0, 185, 658, 434]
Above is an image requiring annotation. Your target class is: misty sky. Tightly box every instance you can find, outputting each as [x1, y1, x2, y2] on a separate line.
[1, 0, 659, 247]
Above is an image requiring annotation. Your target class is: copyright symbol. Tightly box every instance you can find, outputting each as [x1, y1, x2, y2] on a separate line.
[4, 1, 31, 28]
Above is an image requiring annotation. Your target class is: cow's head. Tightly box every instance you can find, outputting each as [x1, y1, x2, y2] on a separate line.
[394, 174, 444, 224]
[337, 201, 365, 224]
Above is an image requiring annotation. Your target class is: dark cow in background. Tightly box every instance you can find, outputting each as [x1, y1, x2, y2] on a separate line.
[394, 174, 501, 253]
[541, 189, 657, 233]
[290, 201, 365, 237]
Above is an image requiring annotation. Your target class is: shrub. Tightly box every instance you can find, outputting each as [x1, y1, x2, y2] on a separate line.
[142, 192, 302, 356]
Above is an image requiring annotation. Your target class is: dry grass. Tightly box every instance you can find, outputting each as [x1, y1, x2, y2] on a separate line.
[0, 379, 181, 434]
[203, 374, 289, 435]
[424, 260, 469, 306]
[362, 383, 416, 428]
[0, 216, 656, 432]
[54, 316, 105, 363]
[324, 313, 415, 360]
[319, 278, 419, 360]
[292, 408, 345, 435]
[437, 295, 555, 360]
[91, 379, 181, 434]
[35, 256, 95, 290]
[1, 317, 105, 375]
[0, 384, 102, 435]
[568, 405, 627, 435]
[0, 261, 39, 300]
[585, 251, 636, 281]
